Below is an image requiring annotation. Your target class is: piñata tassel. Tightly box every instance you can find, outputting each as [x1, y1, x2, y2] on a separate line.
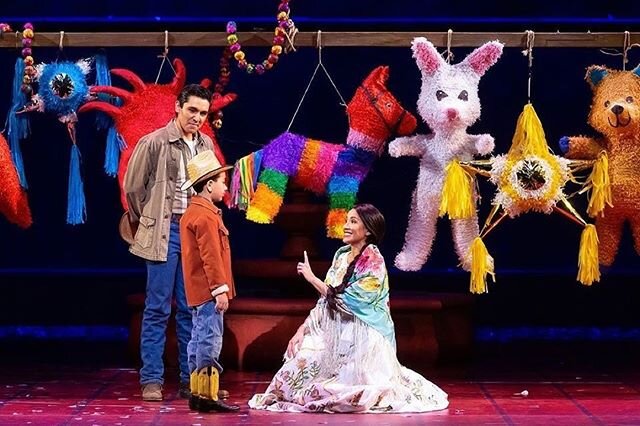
[229, 149, 263, 210]
[228, 153, 255, 210]
[7, 57, 31, 188]
[510, 103, 548, 157]
[585, 151, 612, 218]
[94, 51, 124, 177]
[104, 126, 123, 177]
[94, 52, 113, 130]
[469, 237, 494, 294]
[67, 144, 87, 225]
[239, 154, 256, 210]
[439, 159, 475, 219]
[577, 224, 600, 286]
[227, 160, 242, 209]
[252, 149, 263, 186]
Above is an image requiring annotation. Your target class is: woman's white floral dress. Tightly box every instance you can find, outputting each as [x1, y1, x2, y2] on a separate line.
[249, 245, 449, 413]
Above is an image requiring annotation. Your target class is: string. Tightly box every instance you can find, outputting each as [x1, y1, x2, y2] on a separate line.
[286, 30, 347, 132]
[155, 30, 176, 84]
[521, 30, 535, 103]
[600, 31, 640, 70]
[445, 29, 454, 64]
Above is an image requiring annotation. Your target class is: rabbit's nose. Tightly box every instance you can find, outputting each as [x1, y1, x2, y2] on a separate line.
[446, 108, 458, 120]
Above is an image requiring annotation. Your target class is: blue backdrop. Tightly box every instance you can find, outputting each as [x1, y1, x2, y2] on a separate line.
[1, 3, 639, 342]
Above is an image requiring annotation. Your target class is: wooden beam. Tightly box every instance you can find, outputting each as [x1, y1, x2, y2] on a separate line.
[0, 31, 639, 48]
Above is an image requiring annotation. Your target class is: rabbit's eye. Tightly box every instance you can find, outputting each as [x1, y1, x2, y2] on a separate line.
[436, 90, 448, 101]
[458, 90, 468, 101]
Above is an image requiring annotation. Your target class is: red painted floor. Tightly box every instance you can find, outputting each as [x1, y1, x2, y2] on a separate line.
[1, 365, 640, 425]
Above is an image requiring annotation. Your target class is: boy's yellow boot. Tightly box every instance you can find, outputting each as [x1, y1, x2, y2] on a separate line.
[197, 366, 240, 413]
[188, 370, 199, 410]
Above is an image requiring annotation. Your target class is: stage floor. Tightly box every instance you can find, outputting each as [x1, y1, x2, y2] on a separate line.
[1, 364, 640, 426]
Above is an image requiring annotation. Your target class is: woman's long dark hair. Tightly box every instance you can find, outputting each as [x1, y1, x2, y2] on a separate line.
[326, 204, 385, 312]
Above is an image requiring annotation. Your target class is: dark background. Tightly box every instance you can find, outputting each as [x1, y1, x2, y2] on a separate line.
[1, 2, 639, 365]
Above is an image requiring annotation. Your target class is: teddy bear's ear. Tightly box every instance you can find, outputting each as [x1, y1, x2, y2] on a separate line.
[585, 65, 609, 89]
[631, 64, 640, 79]
[411, 37, 446, 75]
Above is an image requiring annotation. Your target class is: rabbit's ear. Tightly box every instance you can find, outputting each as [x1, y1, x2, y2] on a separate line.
[412, 37, 446, 75]
[460, 40, 503, 77]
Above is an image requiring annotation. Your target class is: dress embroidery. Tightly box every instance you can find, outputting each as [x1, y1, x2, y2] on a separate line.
[249, 245, 449, 413]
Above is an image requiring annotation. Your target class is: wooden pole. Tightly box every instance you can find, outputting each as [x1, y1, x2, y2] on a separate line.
[1, 31, 639, 48]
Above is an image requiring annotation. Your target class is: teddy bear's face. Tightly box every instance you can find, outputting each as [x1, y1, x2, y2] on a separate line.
[587, 67, 640, 139]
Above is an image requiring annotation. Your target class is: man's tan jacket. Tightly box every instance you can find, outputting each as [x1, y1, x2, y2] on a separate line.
[124, 120, 213, 261]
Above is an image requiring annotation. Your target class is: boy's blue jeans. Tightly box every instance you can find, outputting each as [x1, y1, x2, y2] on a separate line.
[188, 299, 224, 373]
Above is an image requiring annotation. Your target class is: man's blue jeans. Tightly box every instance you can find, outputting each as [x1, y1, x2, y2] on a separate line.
[140, 221, 192, 385]
[188, 299, 224, 373]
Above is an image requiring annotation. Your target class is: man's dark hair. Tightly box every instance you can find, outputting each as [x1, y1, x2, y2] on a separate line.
[177, 84, 212, 107]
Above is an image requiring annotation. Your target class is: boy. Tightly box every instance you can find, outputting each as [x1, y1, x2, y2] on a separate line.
[179, 150, 239, 412]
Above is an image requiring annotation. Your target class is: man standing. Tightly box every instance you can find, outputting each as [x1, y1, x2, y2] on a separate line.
[124, 84, 214, 401]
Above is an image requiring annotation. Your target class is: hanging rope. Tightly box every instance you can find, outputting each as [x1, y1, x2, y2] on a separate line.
[155, 30, 177, 83]
[286, 30, 347, 132]
[56, 30, 67, 60]
[522, 30, 535, 103]
[623, 30, 631, 70]
[444, 29, 454, 64]
[600, 31, 640, 70]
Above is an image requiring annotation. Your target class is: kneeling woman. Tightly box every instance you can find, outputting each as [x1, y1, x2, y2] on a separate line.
[249, 204, 449, 413]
